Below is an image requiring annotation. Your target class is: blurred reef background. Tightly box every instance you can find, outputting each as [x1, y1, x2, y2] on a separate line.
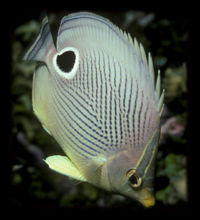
[10, 10, 188, 209]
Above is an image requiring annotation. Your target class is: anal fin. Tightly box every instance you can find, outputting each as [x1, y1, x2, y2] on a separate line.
[44, 155, 87, 182]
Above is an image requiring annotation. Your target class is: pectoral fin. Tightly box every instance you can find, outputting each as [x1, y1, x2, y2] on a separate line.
[45, 155, 87, 182]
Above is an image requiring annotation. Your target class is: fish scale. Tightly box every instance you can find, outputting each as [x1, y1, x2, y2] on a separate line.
[24, 11, 164, 207]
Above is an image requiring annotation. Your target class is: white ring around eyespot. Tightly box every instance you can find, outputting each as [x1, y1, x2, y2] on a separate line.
[52, 47, 79, 80]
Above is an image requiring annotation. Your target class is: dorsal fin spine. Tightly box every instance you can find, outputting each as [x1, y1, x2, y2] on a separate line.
[158, 89, 165, 112]
[148, 52, 155, 87]
[156, 70, 161, 98]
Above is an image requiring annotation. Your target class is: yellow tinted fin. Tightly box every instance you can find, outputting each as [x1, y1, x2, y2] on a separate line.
[44, 155, 87, 182]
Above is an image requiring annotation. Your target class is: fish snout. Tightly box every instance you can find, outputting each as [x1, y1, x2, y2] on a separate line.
[138, 188, 155, 208]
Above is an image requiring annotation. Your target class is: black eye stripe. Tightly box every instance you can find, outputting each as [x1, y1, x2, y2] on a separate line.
[56, 50, 76, 73]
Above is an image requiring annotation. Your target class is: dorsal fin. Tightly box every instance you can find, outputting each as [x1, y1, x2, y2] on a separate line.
[132, 37, 165, 116]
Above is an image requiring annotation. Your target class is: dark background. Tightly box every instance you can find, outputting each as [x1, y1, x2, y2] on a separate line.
[2, 3, 198, 218]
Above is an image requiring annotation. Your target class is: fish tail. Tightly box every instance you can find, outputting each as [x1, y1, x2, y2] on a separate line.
[23, 15, 55, 62]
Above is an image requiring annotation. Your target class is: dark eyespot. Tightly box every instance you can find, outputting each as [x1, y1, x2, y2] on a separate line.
[126, 169, 142, 188]
[56, 50, 76, 73]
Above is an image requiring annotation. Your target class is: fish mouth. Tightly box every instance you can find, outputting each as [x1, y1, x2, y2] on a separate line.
[138, 188, 155, 208]
[140, 196, 155, 208]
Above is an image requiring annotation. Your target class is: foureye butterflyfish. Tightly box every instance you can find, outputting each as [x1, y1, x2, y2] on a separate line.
[23, 12, 164, 207]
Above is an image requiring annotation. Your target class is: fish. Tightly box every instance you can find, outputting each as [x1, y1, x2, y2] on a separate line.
[23, 11, 164, 207]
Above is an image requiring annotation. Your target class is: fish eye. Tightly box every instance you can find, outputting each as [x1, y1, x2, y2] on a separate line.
[53, 47, 79, 79]
[126, 169, 142, 188]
